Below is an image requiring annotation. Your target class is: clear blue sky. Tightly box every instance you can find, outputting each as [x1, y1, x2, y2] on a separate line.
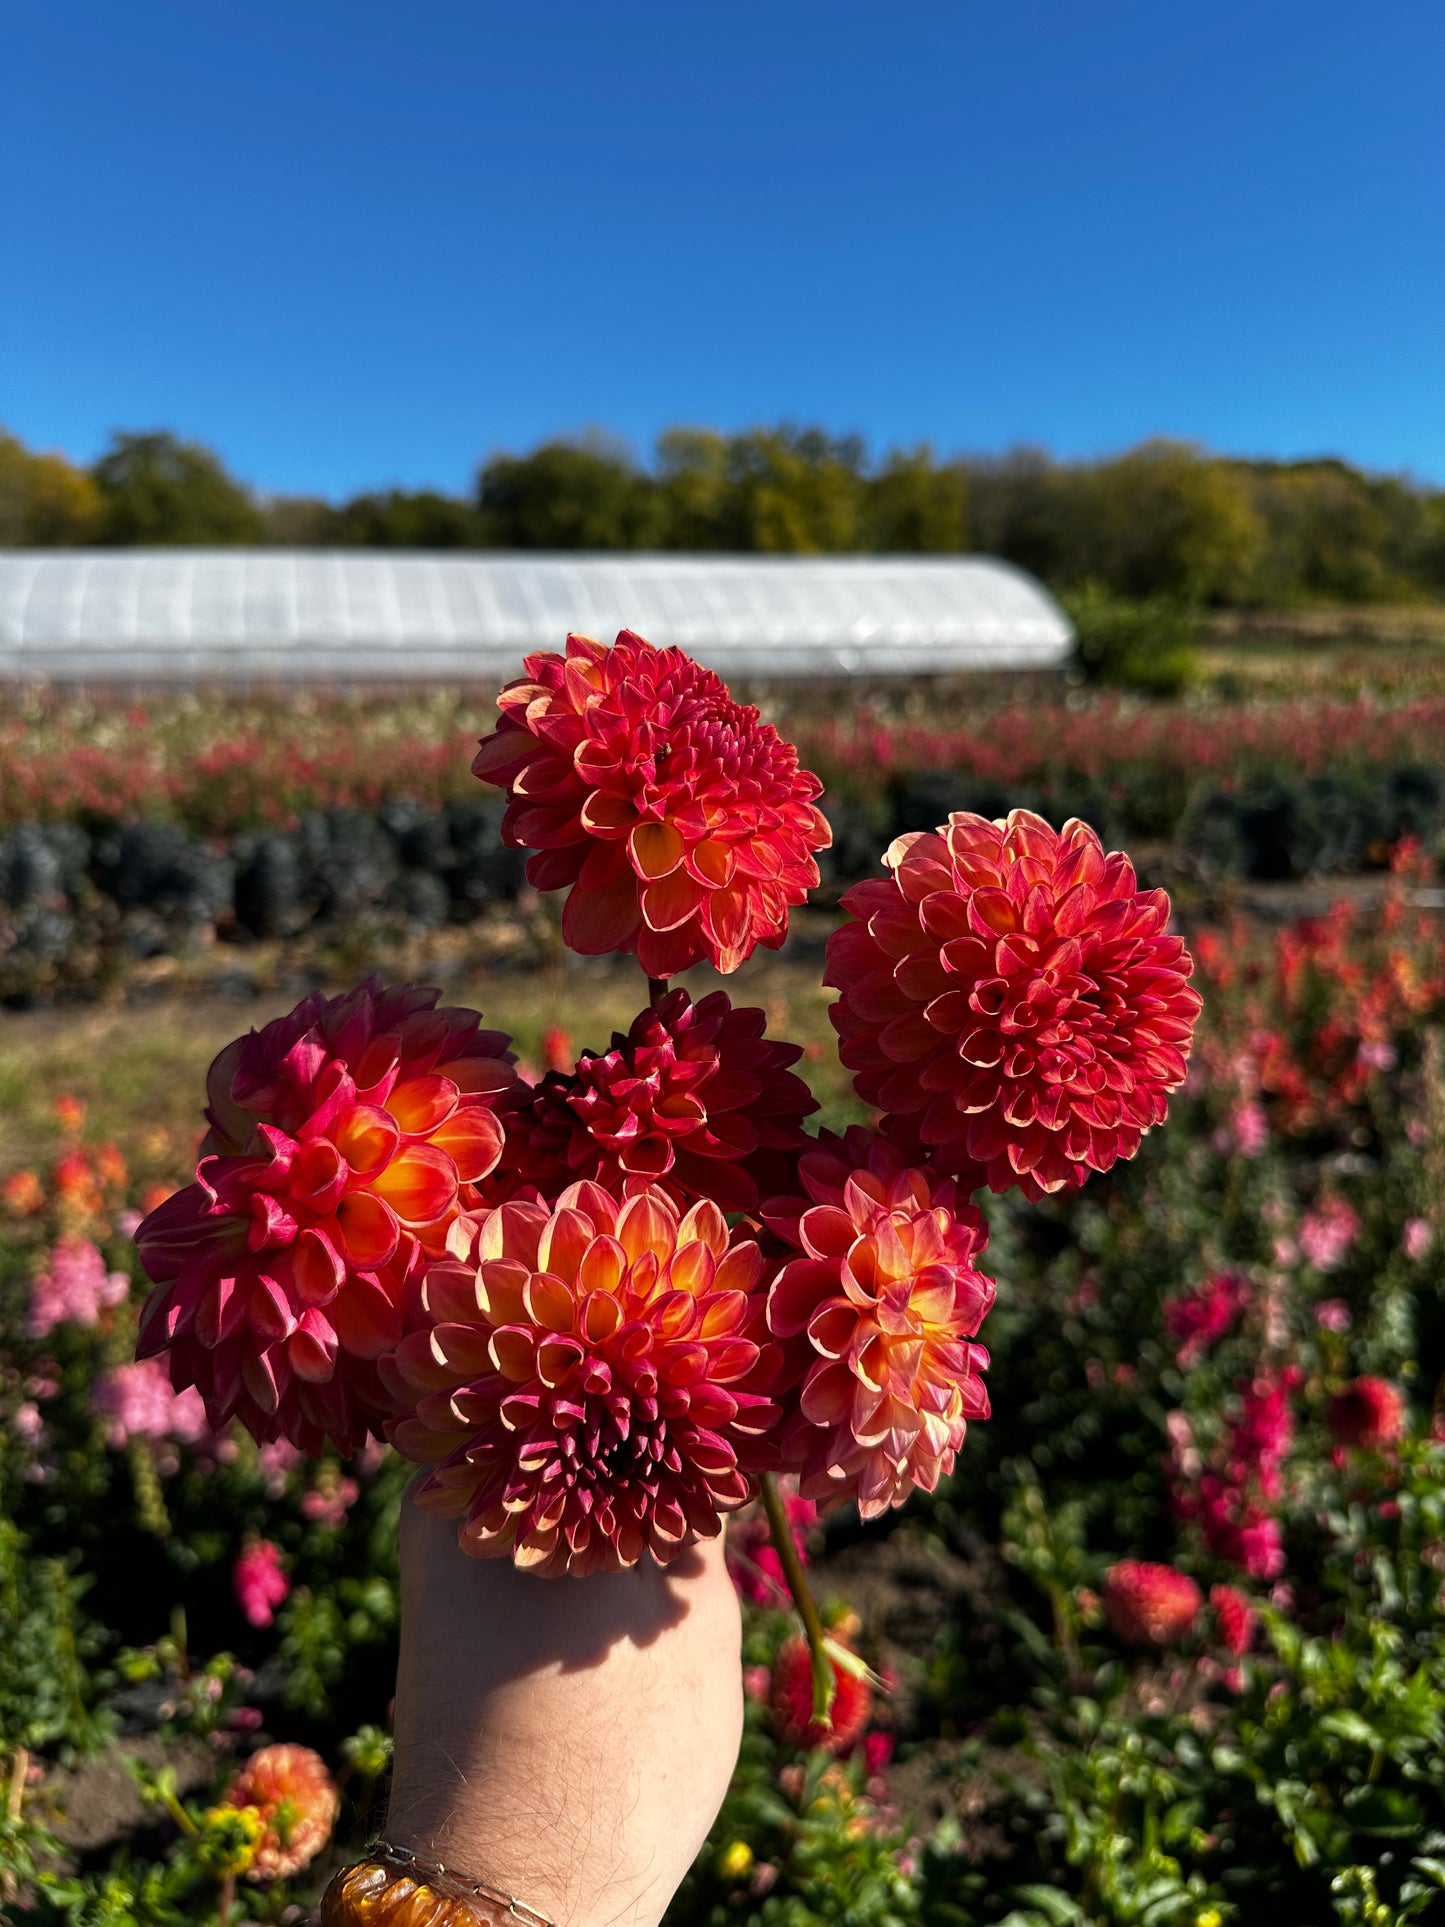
[3, 1, 1441, 497]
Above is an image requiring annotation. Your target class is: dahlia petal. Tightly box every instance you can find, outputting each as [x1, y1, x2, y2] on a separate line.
[562, 871, 643, 955]
[640, 868, 702, 934]
[332, 1103, 401, 1178]
[372, 1144, 458, 1226]
[288, 1310, 338, 1383]
[629, 820, 686, 880]
[328, 1275, 404, 1358]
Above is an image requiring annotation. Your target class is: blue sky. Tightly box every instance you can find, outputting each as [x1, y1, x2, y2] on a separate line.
[3, 1, 1441, 497]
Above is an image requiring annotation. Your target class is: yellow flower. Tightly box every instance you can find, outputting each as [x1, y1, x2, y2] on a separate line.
[1195, 1910, 1225, 1927]
[197, 1803, 263, 1876]
[718, 1841, 754, 1881]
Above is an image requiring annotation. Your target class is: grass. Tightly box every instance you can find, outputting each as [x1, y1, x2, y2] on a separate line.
[0, 955, 862, 1182]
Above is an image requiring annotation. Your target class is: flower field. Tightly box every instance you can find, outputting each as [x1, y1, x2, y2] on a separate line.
[5, 681, 1445, 1003]
[3, 845, 1444, 1923]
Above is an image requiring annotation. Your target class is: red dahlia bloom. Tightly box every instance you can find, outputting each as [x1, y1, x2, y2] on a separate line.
[826, 810, 1202, 1201]
[222, 1744, 338, 1880]
[763, 1127, 994, 1519]
[769, 1634, 872, 1754]
[387, 1183, 780, 1575]
[1328, 1375, 1406, 1451]
[498, 987, 817, 1213]
[135, 980, 519, 1455]
[472, 630, 831, 976]
[1102, 1560, 1201, 1646]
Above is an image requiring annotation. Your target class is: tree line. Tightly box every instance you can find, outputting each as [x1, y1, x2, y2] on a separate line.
[3, 423, 1443, 606]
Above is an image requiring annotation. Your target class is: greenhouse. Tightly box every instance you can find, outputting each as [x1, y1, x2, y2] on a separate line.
[0, 549, 1072, 682]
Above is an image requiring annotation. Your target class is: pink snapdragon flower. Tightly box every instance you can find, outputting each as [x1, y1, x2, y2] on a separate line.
[1298, 1197, 1362, 1273]
[234, 1540, 290, 1628]
[93, 1358, 209, 1448]
[1403, 1218, 1433, 1261]
[28, 1237, 129, 1337]
[1164, 1272, 1250, 1369]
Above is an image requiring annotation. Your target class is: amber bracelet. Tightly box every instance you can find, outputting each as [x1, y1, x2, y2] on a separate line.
[321, 1842, 559, 1927]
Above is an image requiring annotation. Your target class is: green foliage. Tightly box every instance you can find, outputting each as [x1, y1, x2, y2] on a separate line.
[91, 432, 262, 545]
[6, 422, 1443, 608]
[0, 1510, 107, 1757]
[477, 434, 662, 548]
[0, 430, 100, 545]
[671, 1724, 921, 1927]
[1061, 587, 1199, 693]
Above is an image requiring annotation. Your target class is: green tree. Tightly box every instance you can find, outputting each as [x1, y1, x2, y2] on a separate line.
[325, 489, 482, 547]
[0, 430, 101, 545]
[863, 444, 968, 551]
[477, 437, 659, 548]
[91, 431, 262, 544]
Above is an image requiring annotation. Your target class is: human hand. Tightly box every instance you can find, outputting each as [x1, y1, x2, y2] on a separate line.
[386, 1497, 744, 1927]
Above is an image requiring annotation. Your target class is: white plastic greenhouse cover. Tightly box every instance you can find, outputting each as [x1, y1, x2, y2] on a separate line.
[0, 550, 1073, 682]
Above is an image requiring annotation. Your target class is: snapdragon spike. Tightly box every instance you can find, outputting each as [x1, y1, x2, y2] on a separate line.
[497, 987, 817, 1213]
[827, 810, 1202, 1200]
[134, 980, 520, 1455]
[763, 1127, 994, 1518]
[472, 630, 831, 976]
[387, 1183, 781, 1575]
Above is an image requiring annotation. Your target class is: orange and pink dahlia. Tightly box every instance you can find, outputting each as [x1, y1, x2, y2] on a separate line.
[497, 987, 817, 1213]
[763, 1127, 994, 1518]
[472, 630, 831, 976]
[135, 980, 520, 1455]
[827, 810, 1202, 1201]
[387, 1183, 781, 1575]
[221, 1743, 338, 1880]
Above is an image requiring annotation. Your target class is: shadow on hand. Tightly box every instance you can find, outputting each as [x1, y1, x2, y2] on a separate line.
[401, 1495, 710, 1677]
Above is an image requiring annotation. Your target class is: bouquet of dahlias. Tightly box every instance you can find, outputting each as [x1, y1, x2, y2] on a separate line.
[135, 629, 1201, 1718]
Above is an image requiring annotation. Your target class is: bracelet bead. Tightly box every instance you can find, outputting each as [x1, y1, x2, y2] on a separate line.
[321, 1858, 499, 1927]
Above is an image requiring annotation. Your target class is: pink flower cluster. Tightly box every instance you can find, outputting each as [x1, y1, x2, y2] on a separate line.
[92, 1358, 209, 1449]
[1163, 1272, 1250, 1369]
[1172, 1367, 1300, 1581]
[28, 1236, 129, 1338]
[1298, 1196, 1363, 1273]
[234, 1539, 290, 1628]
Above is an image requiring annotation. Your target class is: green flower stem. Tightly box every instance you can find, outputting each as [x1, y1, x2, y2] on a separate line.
[760, 1473, 836, 1727]
[648, 975, 669, 1009]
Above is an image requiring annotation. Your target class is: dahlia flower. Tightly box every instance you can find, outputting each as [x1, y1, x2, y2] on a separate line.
[499, 987, 817, 1213]
[827, 810, 1202, 1200]
[388, 1183, 781, 1575]
[222, 1743, 338, 1879]
[1101, 1560, 1201, 1646]
[135, 979, 519, 1455]
[1328, 1375, 1406, 1451]
[473, 630, 831, 976]
[769, 1634, 872, 1753]
[763, 1127, 994, 1518]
